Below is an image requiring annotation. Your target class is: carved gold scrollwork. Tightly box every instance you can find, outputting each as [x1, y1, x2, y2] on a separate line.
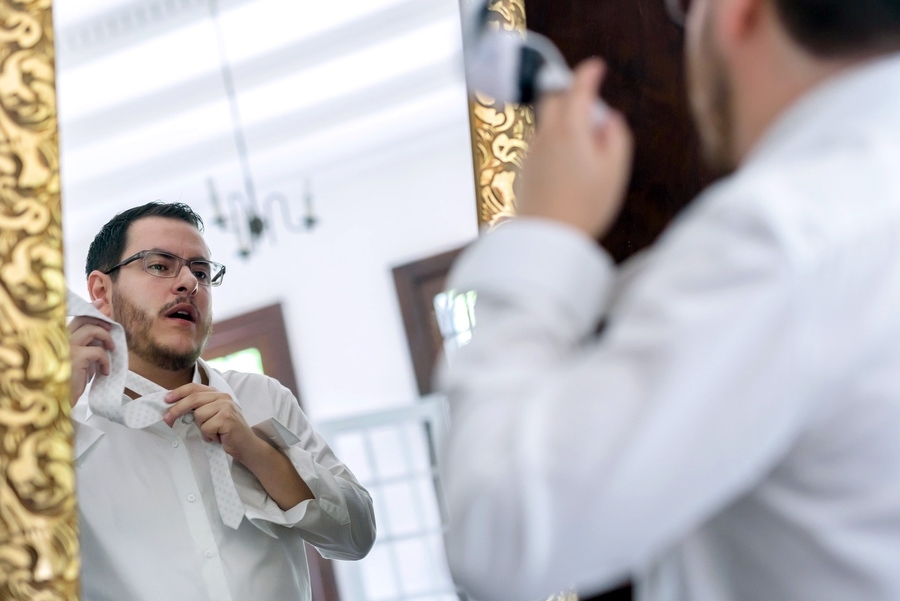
[467, 0, 535, 228]
[0, 0, 77, 599]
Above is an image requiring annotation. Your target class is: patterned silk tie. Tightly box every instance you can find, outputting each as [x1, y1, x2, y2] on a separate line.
[68, 290, 244, 529]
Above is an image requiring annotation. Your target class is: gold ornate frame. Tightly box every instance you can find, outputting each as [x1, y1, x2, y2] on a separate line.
[0, 0, 78, 599]
[468, 0, 535, 229]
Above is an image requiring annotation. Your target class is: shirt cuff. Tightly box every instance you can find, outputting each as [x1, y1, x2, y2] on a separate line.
[449, 218, 615, 335]
[233, 418, 350, 538]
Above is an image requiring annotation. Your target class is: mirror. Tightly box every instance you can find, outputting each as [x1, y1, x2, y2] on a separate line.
[54, 0, 480, 599]
[57, 0, 478, 420]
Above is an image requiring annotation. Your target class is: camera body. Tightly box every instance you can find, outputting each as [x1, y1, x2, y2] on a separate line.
[461, 0, 608, 121]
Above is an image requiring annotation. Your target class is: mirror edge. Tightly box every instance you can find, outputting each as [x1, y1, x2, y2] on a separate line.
[0, 0, 79, 599]
[466, 0, 535, 229]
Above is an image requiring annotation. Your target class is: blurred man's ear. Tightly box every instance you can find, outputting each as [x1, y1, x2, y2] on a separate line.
[87, 271, 114, 318]
[719, 0, 767, 50]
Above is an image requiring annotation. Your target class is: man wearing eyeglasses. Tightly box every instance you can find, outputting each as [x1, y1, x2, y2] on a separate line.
[441, 1, 900, 600]
[68, 201, 376, 601]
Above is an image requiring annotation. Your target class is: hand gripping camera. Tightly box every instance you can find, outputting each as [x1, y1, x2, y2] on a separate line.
[461, 0, 609, 122]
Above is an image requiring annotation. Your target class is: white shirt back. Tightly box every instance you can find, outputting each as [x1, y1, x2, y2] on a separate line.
[440, 52, 900, 601]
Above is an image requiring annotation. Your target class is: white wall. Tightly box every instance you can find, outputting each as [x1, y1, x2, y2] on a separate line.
[203, 124, 478, 422]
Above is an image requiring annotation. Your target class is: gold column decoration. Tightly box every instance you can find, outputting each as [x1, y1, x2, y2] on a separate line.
[466, 3, 577, 601]
[0, 0, 78, 599]
[467, 0, 535, 228]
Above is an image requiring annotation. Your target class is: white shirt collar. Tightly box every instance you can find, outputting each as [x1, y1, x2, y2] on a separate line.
[83, 358, 241, 421]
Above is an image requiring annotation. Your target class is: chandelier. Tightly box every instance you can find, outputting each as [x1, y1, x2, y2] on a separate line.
[205, 0, 317, 258]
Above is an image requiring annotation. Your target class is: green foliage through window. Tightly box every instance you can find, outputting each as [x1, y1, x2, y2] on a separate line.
[207, 347, 265, 375]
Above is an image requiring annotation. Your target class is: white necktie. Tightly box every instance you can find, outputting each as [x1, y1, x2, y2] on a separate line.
[68, 290, 244, 529]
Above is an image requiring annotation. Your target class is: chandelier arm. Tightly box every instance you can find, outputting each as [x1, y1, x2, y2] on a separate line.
[264, 191, 312, 234]
[227, 191, 256, 256]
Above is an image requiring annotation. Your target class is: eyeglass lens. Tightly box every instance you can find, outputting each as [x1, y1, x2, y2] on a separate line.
[142, 251, 222, 286]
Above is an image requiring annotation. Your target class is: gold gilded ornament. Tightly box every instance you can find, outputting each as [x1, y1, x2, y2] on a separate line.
[466, 0, 535, 228]
[0, 0, 78, 599]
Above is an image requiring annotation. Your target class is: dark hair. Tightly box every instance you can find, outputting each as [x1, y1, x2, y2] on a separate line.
[85, 201, 205, 278]
[774, 0, 900, 56]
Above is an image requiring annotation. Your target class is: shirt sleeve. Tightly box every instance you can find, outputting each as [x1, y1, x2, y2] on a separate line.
[231, 379, 376, 560]
[438, 205, 815, 600]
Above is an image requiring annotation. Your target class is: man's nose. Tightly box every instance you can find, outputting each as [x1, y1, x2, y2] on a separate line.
[172, 264, 200, 295]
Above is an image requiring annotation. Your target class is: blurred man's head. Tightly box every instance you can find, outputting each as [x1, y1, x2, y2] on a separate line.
[683, 0, 900, 171]
[774, 0, 900, 58]
[86, 202, 219, 373]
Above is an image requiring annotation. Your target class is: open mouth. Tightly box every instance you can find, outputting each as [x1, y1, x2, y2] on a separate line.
[164, 304, 198, 323]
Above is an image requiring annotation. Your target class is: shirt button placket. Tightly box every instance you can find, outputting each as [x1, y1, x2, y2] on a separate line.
[165, 431, 231, 601]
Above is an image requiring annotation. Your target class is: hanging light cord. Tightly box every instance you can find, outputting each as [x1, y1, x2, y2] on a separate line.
[208, 0, 261, 216]
[205, 0, 318, 257]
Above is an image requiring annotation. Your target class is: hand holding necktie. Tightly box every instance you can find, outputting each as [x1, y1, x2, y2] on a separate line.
[163, 382, 260, 458]
[67, 290, 246, 529]
[67, 299, 116, 407]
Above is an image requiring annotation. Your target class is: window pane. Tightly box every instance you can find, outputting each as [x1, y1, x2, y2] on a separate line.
[207, 347, 265, 374]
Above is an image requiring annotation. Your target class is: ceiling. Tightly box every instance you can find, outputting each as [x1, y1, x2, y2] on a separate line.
[54, 0, 470, 276]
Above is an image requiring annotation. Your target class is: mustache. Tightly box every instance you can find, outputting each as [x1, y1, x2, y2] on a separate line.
[157, 297, 199, 317]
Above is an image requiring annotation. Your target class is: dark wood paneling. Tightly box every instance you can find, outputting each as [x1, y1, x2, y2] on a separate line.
[523, 1, 717, 598]
[525, 0, 716, 263]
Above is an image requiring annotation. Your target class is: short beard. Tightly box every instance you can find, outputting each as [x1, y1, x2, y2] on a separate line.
[112, 288, 210, 372]
[688, 3, 737, 174]
[702, 50, 737, 173]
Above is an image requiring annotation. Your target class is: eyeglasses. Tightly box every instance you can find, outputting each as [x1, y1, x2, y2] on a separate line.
[104, 250, 226, 287]
[665, 0, 692, 25]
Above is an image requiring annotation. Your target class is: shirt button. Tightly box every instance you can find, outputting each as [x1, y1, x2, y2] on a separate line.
[171, 440, 179, 448]
[182, 413, 194, 424]
[204, 550, 213, 558]
[187, 494, 196, 502]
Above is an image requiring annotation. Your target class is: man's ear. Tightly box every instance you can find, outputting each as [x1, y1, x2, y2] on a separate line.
[718, 0, 767, 49]
[87, 271, 114, 318]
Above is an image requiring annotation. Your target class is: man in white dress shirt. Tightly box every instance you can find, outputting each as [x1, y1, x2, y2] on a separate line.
[440, 0, 900, 600]
[68, 201, 375, 600]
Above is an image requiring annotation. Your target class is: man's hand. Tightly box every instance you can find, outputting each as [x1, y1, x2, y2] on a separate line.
[163, 384, 262, 461]
[68, 311, 115, 408]
[164, 383, 315, 509]
[517, 59, 634, 239]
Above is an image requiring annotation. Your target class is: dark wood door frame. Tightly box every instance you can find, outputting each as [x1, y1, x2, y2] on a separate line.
[392, 246, 466, 396]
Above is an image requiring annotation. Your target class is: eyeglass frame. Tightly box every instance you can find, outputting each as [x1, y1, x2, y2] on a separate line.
[103, 250, 226, 287]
